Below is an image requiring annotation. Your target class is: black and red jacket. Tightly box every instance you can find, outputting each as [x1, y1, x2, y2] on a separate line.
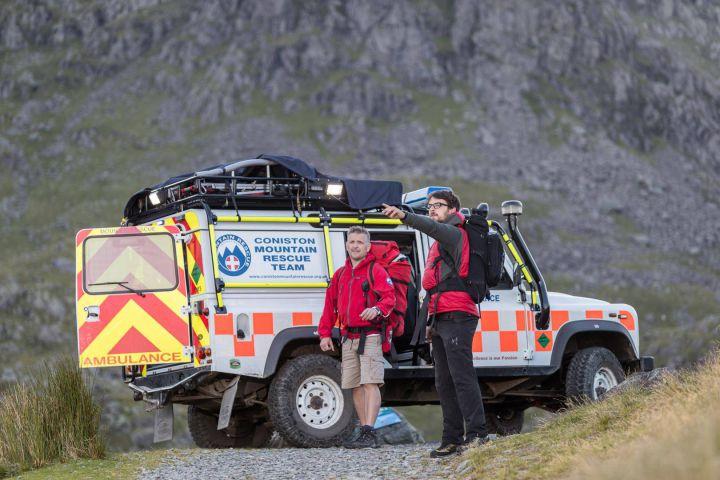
[318, 254, 396, 339]
[403, 211, 479, 318]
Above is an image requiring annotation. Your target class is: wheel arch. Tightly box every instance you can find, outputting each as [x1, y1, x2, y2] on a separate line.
[551, 320, 638, 369]
[263, 327, 340, 377]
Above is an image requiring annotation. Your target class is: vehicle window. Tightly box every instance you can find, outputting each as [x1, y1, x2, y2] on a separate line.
[492, 255, 515, 290]
[357, 231, 420, 277]
[83, 233, 179, 295]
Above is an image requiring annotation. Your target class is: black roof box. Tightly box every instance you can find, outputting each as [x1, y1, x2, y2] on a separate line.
[122, 154, 403, 224]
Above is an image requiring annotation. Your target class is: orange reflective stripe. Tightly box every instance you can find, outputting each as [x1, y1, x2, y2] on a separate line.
[214, 313, 234, 335]
[472, 331, 483, 352]
[253, 313, 274, 335]
[619, 310, 636, 330]
[499, 331, 518, 352]
[550, 310, 569, 330]
[292, 312, 313, 326]
[480, 310, 499, 331]
[515, 310, 526, 330]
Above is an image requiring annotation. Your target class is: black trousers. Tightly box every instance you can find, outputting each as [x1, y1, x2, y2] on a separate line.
[431, 312, 487, 444]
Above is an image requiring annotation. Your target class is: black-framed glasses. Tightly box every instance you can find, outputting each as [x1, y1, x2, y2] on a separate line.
[427, 202, 449, 210]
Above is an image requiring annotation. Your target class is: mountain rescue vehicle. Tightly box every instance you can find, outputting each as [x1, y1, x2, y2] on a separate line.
[75, 155, 654, 447]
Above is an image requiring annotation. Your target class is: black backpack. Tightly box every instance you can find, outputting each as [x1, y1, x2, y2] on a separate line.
[435, 205, 505, 303]
[463, 208, 505, 301]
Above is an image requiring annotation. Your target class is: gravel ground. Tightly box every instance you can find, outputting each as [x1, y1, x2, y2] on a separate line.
[139, 444, 476, 480]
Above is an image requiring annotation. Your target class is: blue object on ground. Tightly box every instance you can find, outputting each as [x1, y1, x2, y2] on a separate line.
[374, 407, 403, 429]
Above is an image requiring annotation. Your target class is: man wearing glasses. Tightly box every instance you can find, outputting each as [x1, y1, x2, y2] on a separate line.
[382, 191, 488, 457]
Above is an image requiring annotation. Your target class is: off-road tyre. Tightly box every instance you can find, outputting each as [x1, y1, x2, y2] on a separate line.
[188, 405, 268, 448]
[268, 354, 355, 447]
[565, 347, 625, 402]
[485, 407, 525, 435]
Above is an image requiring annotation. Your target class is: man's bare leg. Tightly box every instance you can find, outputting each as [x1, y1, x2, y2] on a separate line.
[353, 386, 367, 426]
[363, 383, 381, 427]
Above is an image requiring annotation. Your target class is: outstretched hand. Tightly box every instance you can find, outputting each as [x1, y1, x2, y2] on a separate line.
[382, 203, 406, 220]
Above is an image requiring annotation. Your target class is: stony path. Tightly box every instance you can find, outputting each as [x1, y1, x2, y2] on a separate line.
[140, 444, 475, 480]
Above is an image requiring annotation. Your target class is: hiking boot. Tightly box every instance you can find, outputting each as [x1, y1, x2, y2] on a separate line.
[344, 429, 380, 449]
[429, 442, 461, 458]
[342, 429, 362, 448]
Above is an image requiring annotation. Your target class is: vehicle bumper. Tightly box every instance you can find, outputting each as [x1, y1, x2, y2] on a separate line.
[629, 356, 655, 373]
[128, 366, 210, 401]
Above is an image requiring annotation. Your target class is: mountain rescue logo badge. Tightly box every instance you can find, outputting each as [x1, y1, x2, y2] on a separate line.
[216, 234, 251, 276]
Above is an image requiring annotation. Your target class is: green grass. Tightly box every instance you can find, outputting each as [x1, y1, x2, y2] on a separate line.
[465, 350, 720, 479]
[0, 358, 105, 478]
[11, 450, 172, 480]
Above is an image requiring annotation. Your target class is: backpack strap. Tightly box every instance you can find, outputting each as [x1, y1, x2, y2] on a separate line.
[366, 261, 382, 304]
[332, 266, 346, 330]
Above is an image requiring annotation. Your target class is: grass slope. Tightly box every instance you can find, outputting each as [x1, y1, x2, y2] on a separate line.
[11, 450, 171, 480]
[466, 351, 720, 479]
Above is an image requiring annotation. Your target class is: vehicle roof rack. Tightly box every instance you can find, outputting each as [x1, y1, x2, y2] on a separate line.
[122, 154, 403, 225]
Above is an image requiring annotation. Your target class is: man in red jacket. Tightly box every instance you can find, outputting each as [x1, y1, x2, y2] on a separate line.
[318, 225, 395, 449]
[383, 191, 488, 457]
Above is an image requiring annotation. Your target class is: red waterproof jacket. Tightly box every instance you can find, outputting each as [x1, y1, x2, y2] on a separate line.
[404, 211, 479, 318]
[318, 254, 396, 339]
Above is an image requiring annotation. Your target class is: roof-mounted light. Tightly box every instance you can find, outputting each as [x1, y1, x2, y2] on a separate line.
[148, 191, 162, 206]
[326, 183, 344, 196]
[501, 200, 523, 216]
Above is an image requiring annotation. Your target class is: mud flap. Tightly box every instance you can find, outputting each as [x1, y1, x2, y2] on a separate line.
[153, 403, 174, 443]
[217, 377, 240, 430]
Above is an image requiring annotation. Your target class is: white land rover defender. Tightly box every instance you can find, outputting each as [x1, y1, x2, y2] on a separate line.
[75, 155, 654, 447]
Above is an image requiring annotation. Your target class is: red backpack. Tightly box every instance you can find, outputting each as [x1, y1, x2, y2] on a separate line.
[367, 241, 413, 352]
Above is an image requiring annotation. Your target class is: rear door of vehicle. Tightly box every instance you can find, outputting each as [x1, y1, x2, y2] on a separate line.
[75, 225, 192, 368]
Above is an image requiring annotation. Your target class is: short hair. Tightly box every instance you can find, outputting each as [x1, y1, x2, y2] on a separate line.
[428, 190, 461, 210]
[347, 225, 371, 244]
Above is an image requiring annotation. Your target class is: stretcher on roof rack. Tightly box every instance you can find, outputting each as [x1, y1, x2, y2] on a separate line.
[122, 154, 404, 225]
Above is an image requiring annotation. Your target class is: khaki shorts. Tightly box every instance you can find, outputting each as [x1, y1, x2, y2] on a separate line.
[341, 334, 384, 389]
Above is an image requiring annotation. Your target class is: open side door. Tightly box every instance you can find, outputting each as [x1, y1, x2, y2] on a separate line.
[75, 225, 192, 368]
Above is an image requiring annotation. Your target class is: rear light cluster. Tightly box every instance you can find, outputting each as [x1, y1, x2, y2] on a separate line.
[197, 346, 212, 360]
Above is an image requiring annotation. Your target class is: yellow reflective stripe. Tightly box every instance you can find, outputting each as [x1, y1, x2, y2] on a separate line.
[207, 221, 225, 309]
[331, 218, 401, 225]
[216, 216, 319, 223]
[501, 233, 535, 284]
[224, 282, 329, 288]
[532, 290, 539, 305]
[323, 225, 335, 277]
[214, 216, 401, 226]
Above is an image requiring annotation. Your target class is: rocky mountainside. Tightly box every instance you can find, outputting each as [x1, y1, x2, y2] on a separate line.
[1, 0, 718, 448]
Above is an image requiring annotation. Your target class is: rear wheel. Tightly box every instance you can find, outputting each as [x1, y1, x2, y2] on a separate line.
[187, 406, 271, 448]
[565, 347, 625, 401]
[268, 354, 355, 447]
[485, 407, 525, 435]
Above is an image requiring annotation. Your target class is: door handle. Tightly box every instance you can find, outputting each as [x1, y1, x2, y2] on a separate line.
[84, 305, 100, 322]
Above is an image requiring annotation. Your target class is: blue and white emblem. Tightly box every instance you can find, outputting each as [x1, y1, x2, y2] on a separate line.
[216, 234, 251, 276]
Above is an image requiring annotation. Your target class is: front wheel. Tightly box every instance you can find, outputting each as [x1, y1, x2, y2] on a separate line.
[268, 354, 355, 447]
[565, 347, 625, 401]
[485, 407, 525, 435]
